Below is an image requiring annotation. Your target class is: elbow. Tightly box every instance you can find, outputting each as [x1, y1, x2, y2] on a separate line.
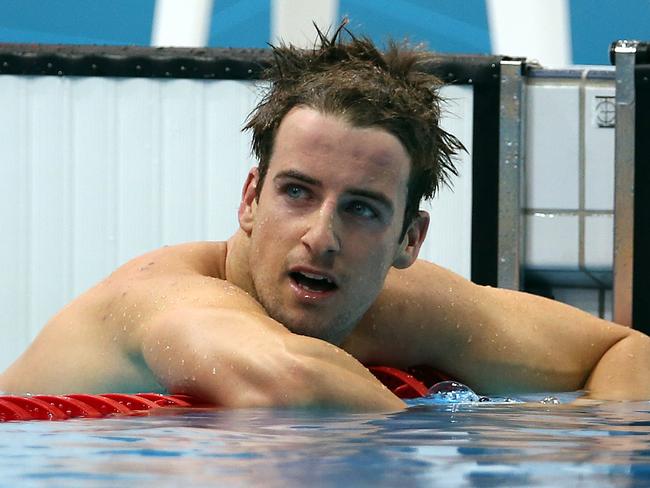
[583, 329, 650, 400]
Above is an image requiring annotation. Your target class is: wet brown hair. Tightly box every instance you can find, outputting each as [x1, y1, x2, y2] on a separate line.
[244, 23, 464, 235]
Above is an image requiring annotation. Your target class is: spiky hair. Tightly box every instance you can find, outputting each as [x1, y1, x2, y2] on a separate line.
[245, 23, 463, 231]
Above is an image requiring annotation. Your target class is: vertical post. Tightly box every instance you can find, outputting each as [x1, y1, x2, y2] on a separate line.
[270, 0, 339, 48]
[486, 0, 572, 66]
[151, 0, 214, 47]
[612, 41, 638, 326]
[497, 60, 525, 289]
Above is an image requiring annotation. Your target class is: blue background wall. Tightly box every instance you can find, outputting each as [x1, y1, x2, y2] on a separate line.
[0, 0, 649, 65]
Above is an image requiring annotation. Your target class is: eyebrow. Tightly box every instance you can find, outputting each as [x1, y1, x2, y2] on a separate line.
[274, 169, 320, 187]
[273, 169, 395, 213]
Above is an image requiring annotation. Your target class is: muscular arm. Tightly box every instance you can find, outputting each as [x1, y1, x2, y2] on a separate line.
[346, 260, 650, 400]
[0, 241, 402, 410]
[142, 306, 404, 411]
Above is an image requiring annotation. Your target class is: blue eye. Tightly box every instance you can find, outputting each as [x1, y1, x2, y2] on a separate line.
[285, 184, 306, 199]
[347, 201, 378, 219]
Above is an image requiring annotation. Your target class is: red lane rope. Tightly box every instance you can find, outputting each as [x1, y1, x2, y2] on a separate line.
[367, 366, 429, 398]
[0, 393, 210, 422]
[0, 366, 450, 422]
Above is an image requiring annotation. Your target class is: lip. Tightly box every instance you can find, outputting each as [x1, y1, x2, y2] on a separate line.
[288, 266, 339, 302]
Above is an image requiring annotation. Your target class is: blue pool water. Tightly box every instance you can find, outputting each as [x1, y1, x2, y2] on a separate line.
[1, 392, 650, 487]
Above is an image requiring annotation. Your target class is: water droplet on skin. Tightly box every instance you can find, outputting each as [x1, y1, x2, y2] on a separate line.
[212, 368, 217, 375]
[191, 376, 196, 381]
[165, 345, 171, 350]
[467, 335, 473, 344]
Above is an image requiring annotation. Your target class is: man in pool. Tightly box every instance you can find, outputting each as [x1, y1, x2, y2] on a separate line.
[1, 28, 649, 410]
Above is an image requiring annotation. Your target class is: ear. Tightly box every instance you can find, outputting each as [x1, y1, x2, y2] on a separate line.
[238, 167, 260, 234]
[392, 210, 430, 269]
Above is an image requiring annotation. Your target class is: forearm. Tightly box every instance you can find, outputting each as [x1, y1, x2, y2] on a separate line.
[447, 286, 637, 394]
[155, 334, 404, 411]
[143, 307, 405, 411]
[584, 330, 650, 400]
[285, 337, 406, 411]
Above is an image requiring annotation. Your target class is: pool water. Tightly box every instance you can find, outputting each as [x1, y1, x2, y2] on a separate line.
[1, 393, 650, 487]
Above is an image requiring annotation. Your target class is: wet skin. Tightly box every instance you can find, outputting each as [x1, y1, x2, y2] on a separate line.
[237, 106, 427, 345]
[1, 107, 649, 407]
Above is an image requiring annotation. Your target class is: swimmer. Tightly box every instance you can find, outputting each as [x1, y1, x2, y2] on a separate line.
[1, 25, 649, 410]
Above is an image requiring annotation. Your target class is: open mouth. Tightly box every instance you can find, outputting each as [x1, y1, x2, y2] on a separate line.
[289, 271, 338, 293]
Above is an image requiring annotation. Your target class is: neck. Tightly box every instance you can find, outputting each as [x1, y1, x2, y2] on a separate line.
[225, 229, 257, 299]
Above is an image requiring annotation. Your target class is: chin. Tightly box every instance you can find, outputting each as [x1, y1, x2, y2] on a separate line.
[253, 283, 358, 344]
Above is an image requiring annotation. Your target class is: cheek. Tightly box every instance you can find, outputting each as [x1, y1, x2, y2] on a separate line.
[250, 214, 293, 266]
[251, 209, 281, 244]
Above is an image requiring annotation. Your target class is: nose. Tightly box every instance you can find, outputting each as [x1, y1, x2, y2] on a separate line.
[301, 200, 341, 256]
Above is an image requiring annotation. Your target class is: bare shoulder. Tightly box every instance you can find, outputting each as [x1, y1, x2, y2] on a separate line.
[0, 241, 264, 394]
[105, 241, 229, 281]
[342, 259, 476, 365]
[81, 240, 266, 341]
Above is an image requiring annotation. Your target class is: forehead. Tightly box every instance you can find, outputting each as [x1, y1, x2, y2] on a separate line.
[269, 107, 411, 190]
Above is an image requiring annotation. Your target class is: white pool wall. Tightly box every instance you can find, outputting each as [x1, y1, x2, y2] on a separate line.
[0, 77, 474, 371]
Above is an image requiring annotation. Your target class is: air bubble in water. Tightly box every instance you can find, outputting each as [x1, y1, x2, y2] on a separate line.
[426, 381, 480, 403]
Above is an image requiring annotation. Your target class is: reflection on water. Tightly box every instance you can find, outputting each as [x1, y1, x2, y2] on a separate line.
[1, 396, 650, 487]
